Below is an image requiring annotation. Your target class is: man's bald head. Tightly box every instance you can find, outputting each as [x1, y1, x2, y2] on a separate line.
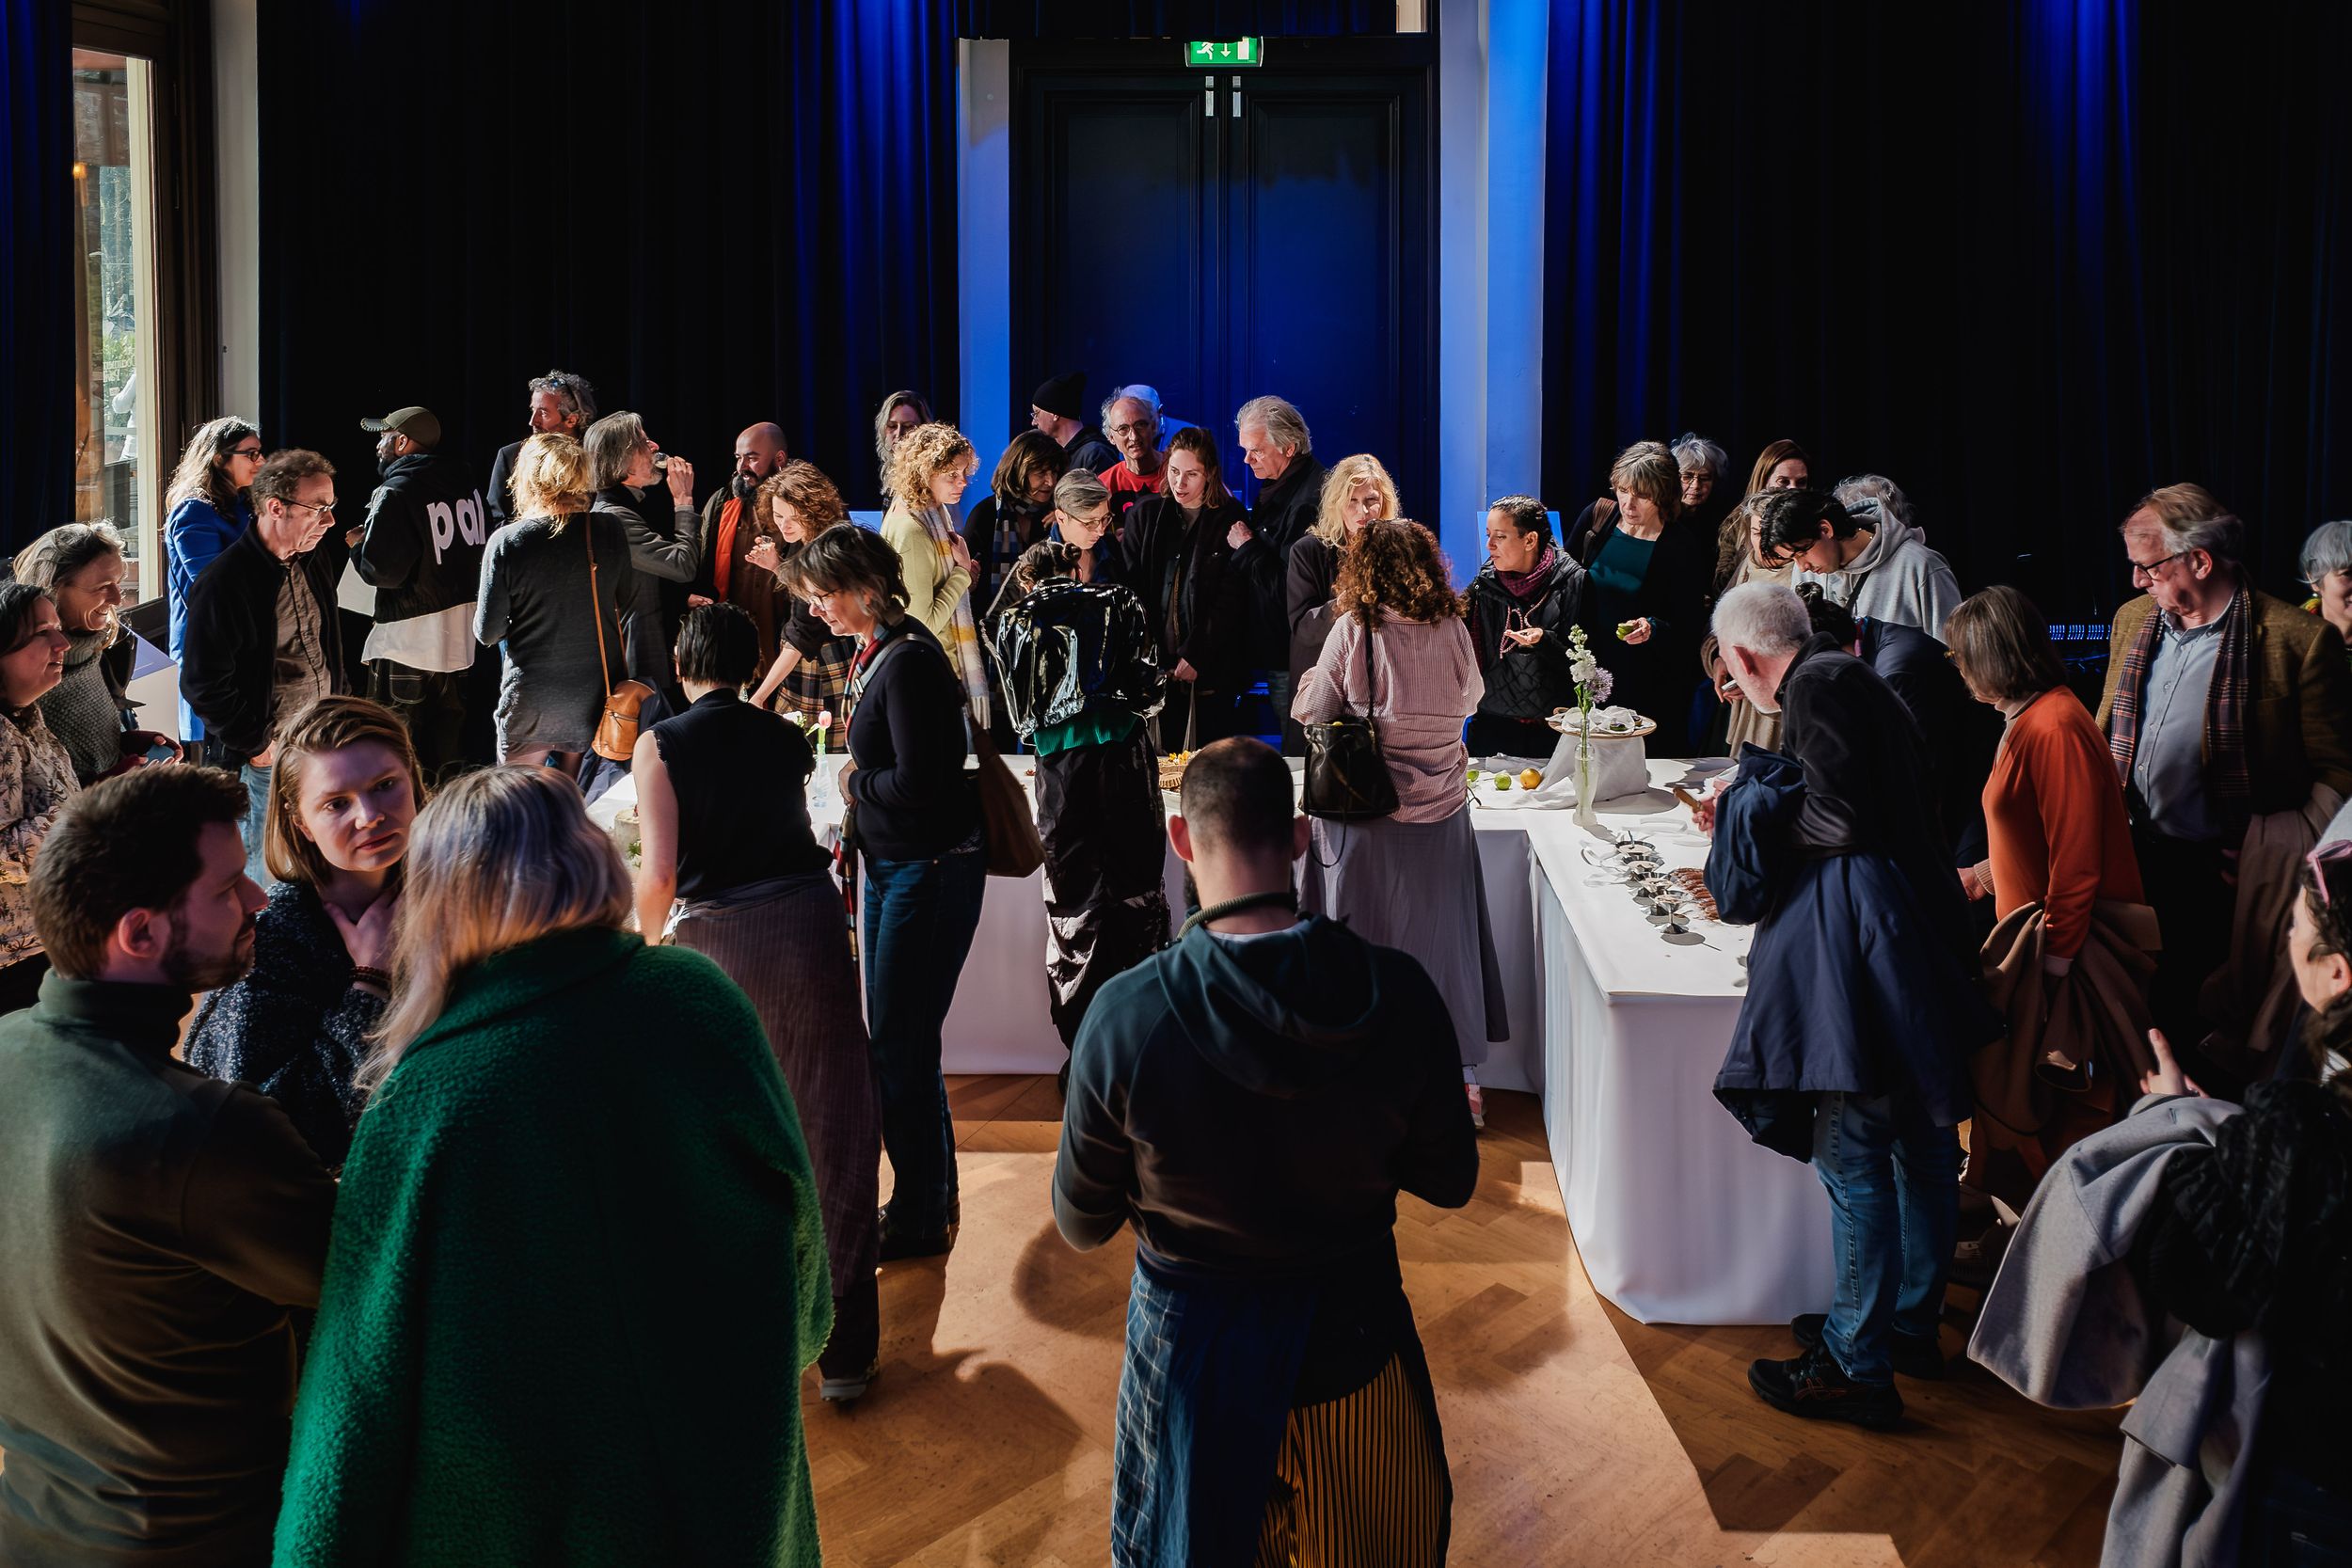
[733, 422, 788, 491]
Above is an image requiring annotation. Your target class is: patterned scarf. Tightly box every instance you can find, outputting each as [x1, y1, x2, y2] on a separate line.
[2106, 580, 2252, 832]
[712, 497, 744, 598]
[916, 504, 993, 727]
[1495, 543, 1558, 599]
[988, 496, 1043, 607]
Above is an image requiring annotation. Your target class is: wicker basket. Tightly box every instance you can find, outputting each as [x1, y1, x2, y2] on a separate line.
[1157, 752, 1192, 794]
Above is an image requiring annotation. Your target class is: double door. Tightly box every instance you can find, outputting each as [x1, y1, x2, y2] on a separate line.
[1011, 40, 1435, 520]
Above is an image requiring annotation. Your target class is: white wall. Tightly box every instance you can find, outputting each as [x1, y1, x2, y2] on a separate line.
[1438, 0, 1547, 577]
[957, 39, 1013, 483]
[213, 0, 260, 420]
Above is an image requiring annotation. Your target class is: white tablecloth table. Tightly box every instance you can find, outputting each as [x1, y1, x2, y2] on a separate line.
[1517, 759, 1834, 1325]
[596, 747, 1832, 1325]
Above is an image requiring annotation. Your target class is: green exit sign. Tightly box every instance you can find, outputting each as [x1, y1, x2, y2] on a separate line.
[1185, 38, 1265, 68]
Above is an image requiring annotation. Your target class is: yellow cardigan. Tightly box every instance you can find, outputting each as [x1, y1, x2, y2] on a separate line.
[882, 502, 974, 646]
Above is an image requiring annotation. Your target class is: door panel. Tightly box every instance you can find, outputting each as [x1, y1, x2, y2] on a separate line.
[1024, 80, 1214, 440]
[1228, 79, 1427, 518]
[1012, 50, 1430, 520]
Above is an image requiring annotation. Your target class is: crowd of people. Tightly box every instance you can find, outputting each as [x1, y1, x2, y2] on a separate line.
[0, 356, 2346, 1563]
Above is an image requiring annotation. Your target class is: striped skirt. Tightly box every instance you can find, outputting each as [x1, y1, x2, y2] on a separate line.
[672, 872, 881, 1343]
[1256, 1350, 1451, 1567]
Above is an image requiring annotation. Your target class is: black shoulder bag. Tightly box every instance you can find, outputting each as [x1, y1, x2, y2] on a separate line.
[1302, 618, 1399, 821]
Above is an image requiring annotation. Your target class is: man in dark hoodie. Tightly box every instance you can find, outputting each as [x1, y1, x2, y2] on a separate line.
[355, 406, 488, 780]
[1056, 736, 1477, 1566]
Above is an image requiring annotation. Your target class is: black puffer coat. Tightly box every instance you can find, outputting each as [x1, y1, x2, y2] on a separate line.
[1464, 547, 1588, 724]
[986, 577, 1168, 741]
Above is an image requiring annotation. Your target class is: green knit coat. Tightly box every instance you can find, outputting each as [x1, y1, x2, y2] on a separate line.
[272, 927, 833, 1566]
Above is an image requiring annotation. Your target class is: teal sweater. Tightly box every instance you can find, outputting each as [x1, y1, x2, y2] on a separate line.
[272, 927, 833, 1566]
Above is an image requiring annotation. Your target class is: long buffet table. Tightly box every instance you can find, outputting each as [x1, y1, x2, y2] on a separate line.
[591, 752, 1832, 1326]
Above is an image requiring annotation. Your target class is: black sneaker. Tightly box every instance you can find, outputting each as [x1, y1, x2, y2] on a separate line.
[1748, 1345, 1905, 1429]
[1789, 1313, 1947, 1381]
[875, 1206, 957, 1262]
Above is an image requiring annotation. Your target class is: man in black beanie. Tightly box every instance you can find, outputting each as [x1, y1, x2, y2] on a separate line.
[1029, 372, 1118, 474]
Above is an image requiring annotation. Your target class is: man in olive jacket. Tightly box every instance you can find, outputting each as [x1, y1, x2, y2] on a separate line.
[2097, 483, 2352, 1075]
[0, 768, 335, 1566]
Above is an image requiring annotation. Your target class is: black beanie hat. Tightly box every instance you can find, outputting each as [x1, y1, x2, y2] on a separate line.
[1031, 372, 1088, 420]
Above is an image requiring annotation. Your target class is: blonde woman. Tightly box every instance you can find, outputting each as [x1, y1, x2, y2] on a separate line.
[882, 420, 990, 727]
[1284, 453, 1400, 747]
[274, 767, 832, 1564]
[11, 522, 180, 784]
[873, 388, 933, 489]
[184, 696, 422, 1169]
[473, 433, 647, 770]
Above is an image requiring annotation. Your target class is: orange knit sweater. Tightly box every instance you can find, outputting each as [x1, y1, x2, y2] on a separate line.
[1981, 687, 2145, 958]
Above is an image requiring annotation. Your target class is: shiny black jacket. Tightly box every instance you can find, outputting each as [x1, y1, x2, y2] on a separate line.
[985, 577, 1167, 740]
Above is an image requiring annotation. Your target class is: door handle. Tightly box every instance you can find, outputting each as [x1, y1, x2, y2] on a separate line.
[1204, 72, 1216, 118]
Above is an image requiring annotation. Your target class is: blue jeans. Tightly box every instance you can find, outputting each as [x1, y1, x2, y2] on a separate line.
[862, 846, 986, 1234]
[1811, 1086, 1961, 1385]
[238, 763, 276, 891]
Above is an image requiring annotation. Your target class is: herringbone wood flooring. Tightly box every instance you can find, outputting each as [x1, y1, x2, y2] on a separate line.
[804, 1079, 2123, 1566]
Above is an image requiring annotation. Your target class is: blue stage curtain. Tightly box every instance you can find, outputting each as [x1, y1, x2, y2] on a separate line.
[255, 0, 960, 510]
[1542, 1, 2352, 610]
[958, 3, 1391, 38]
[2, 0, 72, 551]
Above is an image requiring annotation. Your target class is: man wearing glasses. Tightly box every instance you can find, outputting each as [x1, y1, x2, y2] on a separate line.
[182, 451, 348, 886]
[2097, 483, 2352, 1085]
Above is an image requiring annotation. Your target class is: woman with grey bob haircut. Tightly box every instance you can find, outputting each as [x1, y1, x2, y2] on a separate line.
[2302, 518, 2352, 658]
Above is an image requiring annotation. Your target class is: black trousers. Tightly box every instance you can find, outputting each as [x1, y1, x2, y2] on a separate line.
[1036, 732, 1171, 1050]
[369, 660, 471, 784]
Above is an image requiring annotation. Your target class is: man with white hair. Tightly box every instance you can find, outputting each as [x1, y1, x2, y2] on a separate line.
[1701, 580, 1996, 1430]
[2097, 483, 2352, 1075]
[1230, 395, 1326, 747]
[1098, 386, 1168, 526]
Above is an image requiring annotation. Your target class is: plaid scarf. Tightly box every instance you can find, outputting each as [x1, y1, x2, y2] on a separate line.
[2107, 581, 2253, 833]
[916, 504, 993, 728]
[784, 635, 854, 748]
[986, 496, 1043, 607]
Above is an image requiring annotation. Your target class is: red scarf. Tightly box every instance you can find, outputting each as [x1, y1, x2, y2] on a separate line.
[713, 498, 744, 598]
[1496, 543, 1557, 599]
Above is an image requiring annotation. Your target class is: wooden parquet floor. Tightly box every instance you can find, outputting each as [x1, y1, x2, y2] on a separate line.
[803, 1079, 2124, 1567]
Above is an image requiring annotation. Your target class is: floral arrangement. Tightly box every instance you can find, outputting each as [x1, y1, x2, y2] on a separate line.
[1566, 625, 1614, 735]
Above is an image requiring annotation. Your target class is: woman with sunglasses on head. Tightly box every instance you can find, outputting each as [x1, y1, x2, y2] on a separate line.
[1465, 495, 1587, 758]
[0, 584, 80, 1013]
[164, 417, 263, 756]
[11, 523, 181, 784]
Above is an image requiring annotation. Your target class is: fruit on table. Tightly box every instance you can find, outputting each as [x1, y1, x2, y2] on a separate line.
[1492, 773, 1514, 791]
[1518, 767, 1543, 789]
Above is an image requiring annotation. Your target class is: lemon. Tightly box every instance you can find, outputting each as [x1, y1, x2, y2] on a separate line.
[1518, 767, 1543, 789]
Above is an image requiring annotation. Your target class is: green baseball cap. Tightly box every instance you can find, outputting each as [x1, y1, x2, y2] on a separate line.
[360, 406, 441, 447]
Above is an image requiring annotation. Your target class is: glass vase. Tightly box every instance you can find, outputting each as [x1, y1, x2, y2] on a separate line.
[1573, 729, 1599, 829]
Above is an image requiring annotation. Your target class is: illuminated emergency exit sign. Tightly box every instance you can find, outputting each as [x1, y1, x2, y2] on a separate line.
[1185, 38, 1264, 67]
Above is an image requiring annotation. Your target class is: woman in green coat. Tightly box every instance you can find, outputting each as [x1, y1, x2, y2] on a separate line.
[273, 767, 834, 1567]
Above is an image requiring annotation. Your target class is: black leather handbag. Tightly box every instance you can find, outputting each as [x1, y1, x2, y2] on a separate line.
[1301, 620, 1399, 821]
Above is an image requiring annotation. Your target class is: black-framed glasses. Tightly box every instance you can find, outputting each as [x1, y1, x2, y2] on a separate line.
[2127, 548, 2189, 579]
[230, 444, 263, 459]
[282, 497, 337, 518]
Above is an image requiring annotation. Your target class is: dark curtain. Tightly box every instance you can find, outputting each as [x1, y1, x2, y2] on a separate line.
[959, 3, 1392, 38]
[3, 0, 73, 549]
[1543, 1, 2352, 614]
[257, 0, 960, 510]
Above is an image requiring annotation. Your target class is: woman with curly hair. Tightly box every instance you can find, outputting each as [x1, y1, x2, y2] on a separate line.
[740, 460, 858, 746]
[882, 421, 989, 728]
[1292, 519, 1505, 1125]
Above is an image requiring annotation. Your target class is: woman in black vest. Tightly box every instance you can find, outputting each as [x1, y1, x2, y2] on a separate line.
[632, 601, 884, 1401]
[785, 526, 984, 1263]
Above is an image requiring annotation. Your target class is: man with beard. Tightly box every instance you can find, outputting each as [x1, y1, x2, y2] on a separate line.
[0, 767, 336, 1566]
[690, 421, 791, 665]
[354, 406, 489, 781]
